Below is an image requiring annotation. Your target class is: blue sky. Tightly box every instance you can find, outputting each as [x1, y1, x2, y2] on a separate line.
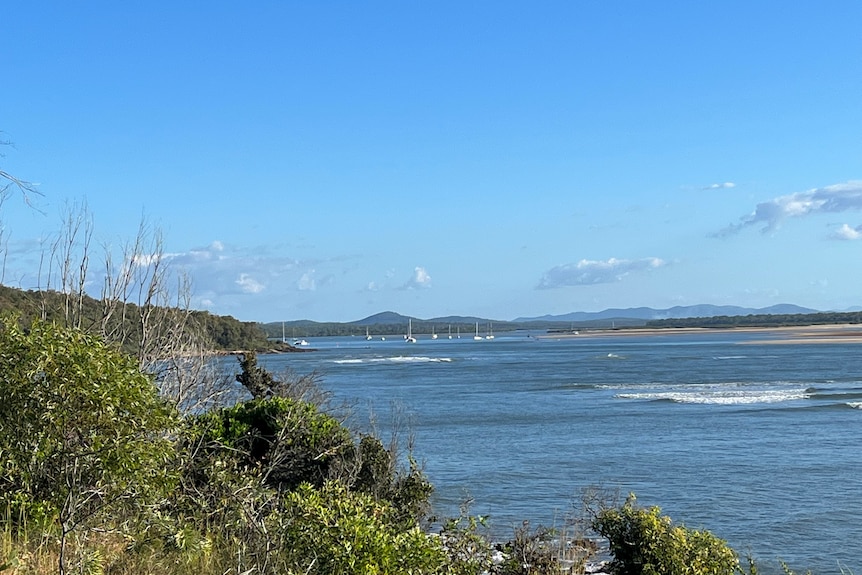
[2, 2, 861, 323]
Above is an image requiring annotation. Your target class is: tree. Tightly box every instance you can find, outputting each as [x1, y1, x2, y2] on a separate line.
[0, 318, 177, 575]
[236, 351, 280, 399]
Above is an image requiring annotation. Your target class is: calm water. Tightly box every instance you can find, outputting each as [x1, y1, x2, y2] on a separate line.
[258, 330, 862, 574]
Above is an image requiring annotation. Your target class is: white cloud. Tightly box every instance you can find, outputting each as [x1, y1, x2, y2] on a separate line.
[131, 253, 163, 266]
[832, 223, 862, 240]
[400, 266, 432, 290]
[703, 182, 736, 190]
[298, 270, 316, 291]
[719, 180, 862, 236]
[236, 273, 265, 293]
[131, 240, 314, 305]
[537, 257, 666, 289]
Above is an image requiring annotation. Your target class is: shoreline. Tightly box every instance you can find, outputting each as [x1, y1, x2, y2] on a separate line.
[535, 323, 862, 345]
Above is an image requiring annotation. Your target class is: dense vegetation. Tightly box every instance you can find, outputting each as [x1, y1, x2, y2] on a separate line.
[0, 317, 447, 574]
[0, 284, 273, 353]
[645, 311, 862, 329]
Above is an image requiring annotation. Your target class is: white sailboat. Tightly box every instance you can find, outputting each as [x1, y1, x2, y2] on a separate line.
[473, 322, 483, 341]
[485, 323, 495, 340]
[366, 326, 372, 340]
[448, 324, 453, 339]
[431, 325, 438, 339]
[405, 319, 417, 343]
[289, 326, 309, 346]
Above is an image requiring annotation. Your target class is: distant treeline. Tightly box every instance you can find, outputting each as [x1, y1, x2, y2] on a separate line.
[645, 311, 862, 329]
[0, 284, 271, 353]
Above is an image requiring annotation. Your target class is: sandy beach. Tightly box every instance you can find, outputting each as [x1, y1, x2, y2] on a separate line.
[535, 323, 862, 345]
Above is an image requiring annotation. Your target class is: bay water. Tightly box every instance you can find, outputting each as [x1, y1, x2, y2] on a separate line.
[258, 330, 862, 574]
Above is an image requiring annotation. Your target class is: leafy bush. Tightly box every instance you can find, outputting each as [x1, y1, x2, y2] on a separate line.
[0, 318, 177, 515]
[182, 395, 353, 490]
[0, 318, 177, 573]
[591, 494, 739, 575]
[164, 358, 439, 573]
[275, 481, 445, 575]
[185, 355, 434, 522]
[351, 435, 435, 526]
[437, 506, 495, 575]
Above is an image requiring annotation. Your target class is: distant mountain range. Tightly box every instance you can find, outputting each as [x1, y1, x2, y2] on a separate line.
[513, 303, 819, 323]
[348, 311, 492, 325]
[280, 304, 823, 327]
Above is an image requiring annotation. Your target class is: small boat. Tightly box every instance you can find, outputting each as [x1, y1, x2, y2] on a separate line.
[292, 339, 309, 346]
[448, 324, 453, 339]
[473, 322, 483, 341]
[431, 326, 438, 339]
[405, 319, 417, 343]
[485, 323, 495, 340]
[366, 327, 372, 340]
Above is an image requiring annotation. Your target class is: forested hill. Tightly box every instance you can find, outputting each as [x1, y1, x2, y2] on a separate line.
[0, 284, 271, 353]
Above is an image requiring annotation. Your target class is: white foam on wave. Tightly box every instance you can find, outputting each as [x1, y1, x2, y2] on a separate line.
[597, 380, 766, 391]
[332, 356, 453, 365]
[847, 402, 862, 409]
[388, 356, 453, 363]
[616, 388, 810, 405]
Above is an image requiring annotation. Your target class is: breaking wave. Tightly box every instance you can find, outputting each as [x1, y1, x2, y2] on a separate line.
[616, 388, 810, 405]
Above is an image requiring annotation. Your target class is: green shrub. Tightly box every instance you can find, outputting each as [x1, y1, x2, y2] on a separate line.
[276, 481, 445, 575]
[169, 381, 437, 572]
[182, 357, 435, 525]
[591, 494, 739, 575]
[437, 507, 495, 575]
[351, 435, 435, 526]
[183, 395, 353, 491]
[0, 318, 177, 574]
[0, 318, 177, 517]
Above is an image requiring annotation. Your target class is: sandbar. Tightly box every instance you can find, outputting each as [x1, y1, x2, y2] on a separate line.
[535, 324, 862, 345]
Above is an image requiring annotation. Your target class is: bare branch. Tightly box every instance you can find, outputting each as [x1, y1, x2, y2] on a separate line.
[0, 168, 44, 210]
[0, 137, 44, 211]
